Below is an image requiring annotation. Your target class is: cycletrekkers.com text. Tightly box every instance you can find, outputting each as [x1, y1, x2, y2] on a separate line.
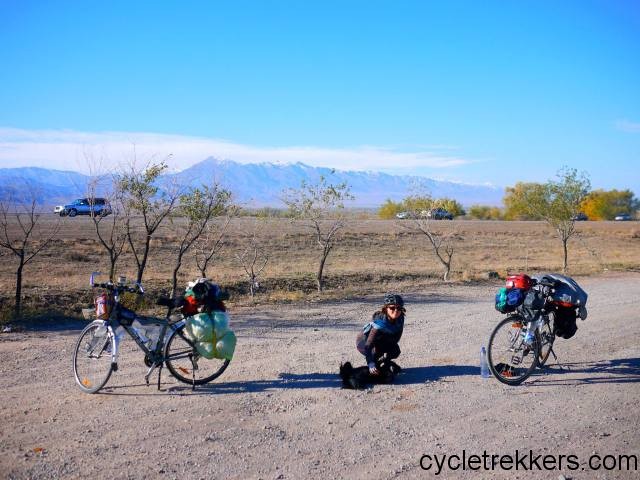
[419, 449, 637, 475]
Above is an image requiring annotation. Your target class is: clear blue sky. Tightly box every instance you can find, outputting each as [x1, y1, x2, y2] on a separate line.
[1, 0, 639, 193]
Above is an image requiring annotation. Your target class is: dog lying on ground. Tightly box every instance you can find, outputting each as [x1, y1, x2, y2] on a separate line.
[339, 360, 401, 389]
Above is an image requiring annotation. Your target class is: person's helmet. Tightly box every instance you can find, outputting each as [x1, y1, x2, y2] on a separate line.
[383, 293, 404, 307]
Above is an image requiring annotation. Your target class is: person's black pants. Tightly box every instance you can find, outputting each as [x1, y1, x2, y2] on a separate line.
[372, 338, 400, 362]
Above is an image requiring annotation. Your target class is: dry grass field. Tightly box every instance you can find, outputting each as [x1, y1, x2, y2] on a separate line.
[1, 215, 639, 479]
[1, 214, 639, 320]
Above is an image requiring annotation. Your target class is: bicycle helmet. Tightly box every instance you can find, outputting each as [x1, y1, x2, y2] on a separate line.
[383, 293, 404, 307]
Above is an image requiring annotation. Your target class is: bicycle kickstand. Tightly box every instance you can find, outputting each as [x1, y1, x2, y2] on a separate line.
[189, 354, 197, 391]
[549, 346, 569, 372]
[156, 363, 163, 391]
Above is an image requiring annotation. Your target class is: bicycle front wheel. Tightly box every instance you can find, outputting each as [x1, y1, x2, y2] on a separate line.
[536, 314, 555, 368]
[164, 326, 230, 385]
[487, 315, 539, 386]
[73, 321, 114, 393]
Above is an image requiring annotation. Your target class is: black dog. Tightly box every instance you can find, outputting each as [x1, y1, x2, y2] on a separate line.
[339, 361, 400, 389]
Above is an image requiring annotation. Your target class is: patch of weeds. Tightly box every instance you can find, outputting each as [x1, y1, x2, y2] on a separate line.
[66, 252, 92, 263]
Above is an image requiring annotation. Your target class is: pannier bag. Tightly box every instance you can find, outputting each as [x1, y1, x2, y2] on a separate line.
[507, 289, 525, 308]
[495, 287, 526, 313]
[532, 273, 588, 339]
[495, 288, 511, 313]
[184, 311, 237, 360]
[554, 307, 578, 339]
[538, 273, 588, 308]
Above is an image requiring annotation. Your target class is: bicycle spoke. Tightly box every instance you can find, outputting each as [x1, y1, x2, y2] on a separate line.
[488, 316, 539, 385]
[73, 322, 114, 394]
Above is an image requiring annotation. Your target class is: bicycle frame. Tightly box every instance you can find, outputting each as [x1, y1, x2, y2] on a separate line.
[78, 272, 231, 393]
[100, 284, 185, 368]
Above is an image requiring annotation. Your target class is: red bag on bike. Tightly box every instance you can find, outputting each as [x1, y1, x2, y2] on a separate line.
[95, 293, 113, 320]
[505, 274, 532, 290]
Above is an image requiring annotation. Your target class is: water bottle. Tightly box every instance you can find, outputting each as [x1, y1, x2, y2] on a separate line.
[480, 346, 490, 378]
[523, 318, 541, 345]
[95, 322, 108, 338]
[131, 319, 150, 346]
[114, 326, 126, 344]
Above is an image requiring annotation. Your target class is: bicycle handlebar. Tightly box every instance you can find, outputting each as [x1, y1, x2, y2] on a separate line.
[90, 272, 144, 294]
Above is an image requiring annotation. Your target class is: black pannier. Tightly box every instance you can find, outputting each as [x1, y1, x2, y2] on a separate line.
[554, 307, 578, 339]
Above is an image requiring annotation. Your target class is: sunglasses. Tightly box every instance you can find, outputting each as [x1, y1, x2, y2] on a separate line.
[387, 305, 404, 312]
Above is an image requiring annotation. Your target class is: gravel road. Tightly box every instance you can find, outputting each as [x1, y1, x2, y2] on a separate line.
[1, 273, 638, 479]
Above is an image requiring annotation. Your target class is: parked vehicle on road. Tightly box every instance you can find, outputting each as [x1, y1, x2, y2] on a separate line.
[571, 212, 588, 221]
[425, 208, 454, 220]
[56, 198, 112, 217]
[614, 213, 632, 221]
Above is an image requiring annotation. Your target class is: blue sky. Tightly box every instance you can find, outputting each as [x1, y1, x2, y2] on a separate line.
[1, 0, 639, 193]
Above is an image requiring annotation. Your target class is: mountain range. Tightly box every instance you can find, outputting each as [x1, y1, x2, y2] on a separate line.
[0, 158, 504, 208]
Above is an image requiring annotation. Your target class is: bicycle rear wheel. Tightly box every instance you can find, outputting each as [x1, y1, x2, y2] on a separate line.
[536, 314, 555, 368]
[164, 325, 230, 385]
[487, 315, 539, 385]
[73, 321, 114, 393]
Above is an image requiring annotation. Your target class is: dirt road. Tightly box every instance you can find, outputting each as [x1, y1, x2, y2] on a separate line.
[1, 273, 639, 479]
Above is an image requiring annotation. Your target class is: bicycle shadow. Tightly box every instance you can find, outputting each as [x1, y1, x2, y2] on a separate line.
[162, 364, 479, 395]
[530, 357, 640, 386]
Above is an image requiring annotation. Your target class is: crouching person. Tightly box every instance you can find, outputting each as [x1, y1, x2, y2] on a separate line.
[356, 293, 405, 376]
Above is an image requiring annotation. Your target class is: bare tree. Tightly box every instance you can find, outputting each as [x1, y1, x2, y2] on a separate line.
[507, 167, 591, 272]
[194, 207, 236, 278]
[235, 220, 269, 299]
[398, 193, 457, 281]
[0, 194, 60, 319]
[118, 160, 180, 283]
[86, 175, 127, 281]
[283, 174, 353, 292]
[169, 185, 232, 297]
[406, 217, 456, 281]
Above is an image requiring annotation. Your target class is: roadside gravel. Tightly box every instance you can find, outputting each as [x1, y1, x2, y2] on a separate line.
[1, 273, 638, 479]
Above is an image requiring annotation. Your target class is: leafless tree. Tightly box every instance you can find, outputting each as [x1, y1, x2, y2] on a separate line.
[283, 174, 353, 292]
[168, 184, 232, 297]
[118, 160, 180, 283]
[85, 174, 128, 281]
[194, 207, 236, 278]
[405, 217, 456, 281]
[0, 193, 61, 319]
[235, 220, 270, 299]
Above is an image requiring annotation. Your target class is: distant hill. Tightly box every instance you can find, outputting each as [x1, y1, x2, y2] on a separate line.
[171, 158, 504, 207]
[0, 159, 504, 208]
[0, 167, 89, 205]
